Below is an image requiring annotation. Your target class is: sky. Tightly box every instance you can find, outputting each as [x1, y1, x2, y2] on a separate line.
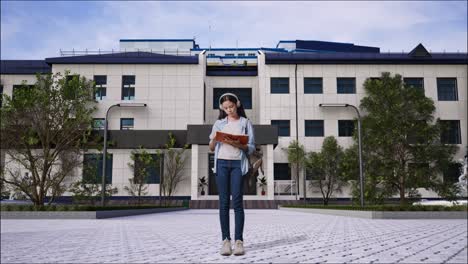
[1, 1, 467, 60]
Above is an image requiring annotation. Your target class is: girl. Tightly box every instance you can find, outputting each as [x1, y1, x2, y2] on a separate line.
[209, 93, 255, 256]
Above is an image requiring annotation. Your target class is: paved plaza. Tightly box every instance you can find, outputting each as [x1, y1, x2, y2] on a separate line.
[1, 209, 467, 263]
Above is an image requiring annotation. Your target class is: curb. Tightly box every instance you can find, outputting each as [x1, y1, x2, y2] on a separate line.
[1, 207, 189, 219]
[278, 206, 468, 219]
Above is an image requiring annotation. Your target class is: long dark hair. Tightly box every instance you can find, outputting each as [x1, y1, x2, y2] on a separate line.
[218, 94, 247, 120]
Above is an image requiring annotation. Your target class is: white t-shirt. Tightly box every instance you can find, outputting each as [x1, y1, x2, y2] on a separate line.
[217, 118, 242, 160]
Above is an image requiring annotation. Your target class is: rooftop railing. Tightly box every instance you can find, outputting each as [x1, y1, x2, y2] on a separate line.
[59, 49, 194, 57]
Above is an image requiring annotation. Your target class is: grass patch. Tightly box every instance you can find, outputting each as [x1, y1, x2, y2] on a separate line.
[281, 204, 468, 211]
[1, 204, 187, 212]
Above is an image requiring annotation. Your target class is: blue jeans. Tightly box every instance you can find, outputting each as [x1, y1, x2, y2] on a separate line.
[216, 159, 244, 242]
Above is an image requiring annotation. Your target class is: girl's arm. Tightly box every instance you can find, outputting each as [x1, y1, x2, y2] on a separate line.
[209, 122, 219, 152]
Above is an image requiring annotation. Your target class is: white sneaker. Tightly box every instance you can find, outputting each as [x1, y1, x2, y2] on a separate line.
[220, 238, 232, 256]
[233, 240, 245, 255]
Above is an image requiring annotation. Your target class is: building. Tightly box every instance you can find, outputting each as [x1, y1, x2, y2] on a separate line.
[1, 39, 467, 203]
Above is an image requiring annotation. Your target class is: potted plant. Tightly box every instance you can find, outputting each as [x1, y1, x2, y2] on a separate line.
[257, 176, 267, 195]
[198, 176, 208, 195]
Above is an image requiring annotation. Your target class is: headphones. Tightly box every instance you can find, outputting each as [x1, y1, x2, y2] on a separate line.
[218, 93, 241, 110]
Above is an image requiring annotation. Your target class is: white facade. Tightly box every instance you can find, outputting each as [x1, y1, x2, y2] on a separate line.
[1, 40, 466, 202]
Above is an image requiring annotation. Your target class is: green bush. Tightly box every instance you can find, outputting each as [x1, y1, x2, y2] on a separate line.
[282, 204, 467, 211]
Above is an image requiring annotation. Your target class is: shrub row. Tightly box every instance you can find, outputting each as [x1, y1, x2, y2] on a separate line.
[1, 204, 187, 212]
[282, 204, 468, 211]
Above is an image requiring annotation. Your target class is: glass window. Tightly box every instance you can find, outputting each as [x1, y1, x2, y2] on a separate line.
[271, 120, 290, 137]
[66, 74, 80, 83]
[404, 77, 424, 93]
[238, 53, 245, 57]
[120, 118, 134, 130]
[337, 78, 356, 94]
[122, 75, 135, 100]
[338, 120, 355, 137]
[271, 78, 289, 94]
[92, 118, 105, 130]
[83, 153, 113, 184]
[274, 163, 291, 180]
[407, 120, 427, 144]
[93, 75, 107, 100]
[225, 53, 235, 56]
[12, 84, 34, 100]
[208, 153, 218, 195]
[213, 88, 252, 109]
[443, 163, 462, 185]
[248, 53, 256, 56]
[134, 154, 163, 184]
[304, 78, 323, 94]
[305, 120, 324, 137]
[440, 120, 461, 144]
[437, 78, 458, 101]
[408, 163, 430, 188]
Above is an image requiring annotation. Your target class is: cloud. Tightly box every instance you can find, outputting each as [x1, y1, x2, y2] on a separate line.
[1, 1, 466, 59]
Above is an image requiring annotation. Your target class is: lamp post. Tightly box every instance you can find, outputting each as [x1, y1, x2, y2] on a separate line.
[319, 103, 364, 207]
[101, 103, 147, 207]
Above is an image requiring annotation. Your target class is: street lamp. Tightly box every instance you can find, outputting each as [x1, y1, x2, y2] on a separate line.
[319, 103, 364, 207]
[101, 103, 147, 206]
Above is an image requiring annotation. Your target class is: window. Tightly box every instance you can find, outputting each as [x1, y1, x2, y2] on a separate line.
[407, 120, 427, 144]
[66, 74, 80, 83]
[304, 78, 323, 94]
[225, 53, 235, 56]
[408, 163, 430, 188]
[305, 120, 324, 137]
[93, 75, 107, 100]
[305, 167, 325, 181]
[338, 120, 355, 137]
[248, 53, 256, 56]
[337, 78, 356, 94]
[213, 88, 252, 109]
[238, 53, 245, 57]
[83, 153, 113, 184]
[274, 163, 291, 180]
[404, 78, 424, 93]
[12, 84, 34, 100]
[208, 153, 218, 195]
[120, 118, 134, 130]
[208, 53, 216, 57]
[443, 163, 462, 185]
[92, 118, 105, 130]
[271, 120, 290, 137]
[271, 78, 289, 94]
[134, 154, 163, 184]
[440, 120, 461, 144]
[122, 75, 135, 100]
[437, 78, 458, 101]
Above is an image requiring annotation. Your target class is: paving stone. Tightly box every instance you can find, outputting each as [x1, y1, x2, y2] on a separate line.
[1, 209, 466, 263]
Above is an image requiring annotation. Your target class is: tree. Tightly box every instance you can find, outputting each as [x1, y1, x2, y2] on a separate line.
[356, 72, 459, 205]
[284, 140, 306, 198]
[157, 133, 189, 206]
[0, 71, 97, 206]
[69, 155, 118, 206]
[306, 136, 346, 205]
[125, 147, 155, 204]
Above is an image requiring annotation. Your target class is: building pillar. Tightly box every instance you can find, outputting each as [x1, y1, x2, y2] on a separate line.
[267, 144, 275, 200]
[191, 144, 199, 200]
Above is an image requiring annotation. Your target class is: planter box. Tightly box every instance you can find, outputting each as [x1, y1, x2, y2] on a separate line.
[1, 207, 188, 219]
[278, 206, 468, 219]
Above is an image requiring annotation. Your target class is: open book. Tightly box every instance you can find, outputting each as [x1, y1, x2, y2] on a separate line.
[215, 131, 249, 145]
